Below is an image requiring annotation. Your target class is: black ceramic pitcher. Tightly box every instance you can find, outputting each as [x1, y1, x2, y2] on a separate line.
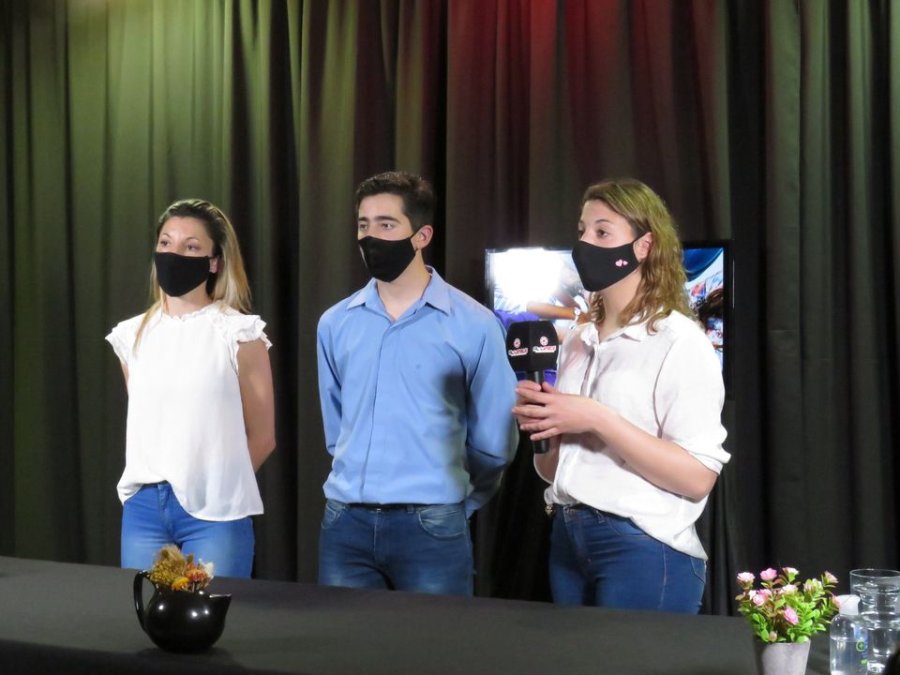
[133, 571, 231, 653]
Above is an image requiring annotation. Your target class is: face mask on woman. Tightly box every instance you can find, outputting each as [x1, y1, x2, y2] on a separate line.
[571, 237, 643, 292]
[155, 252, 212, 297]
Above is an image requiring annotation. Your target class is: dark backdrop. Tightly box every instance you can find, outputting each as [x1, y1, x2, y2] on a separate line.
[2, 0, 898, 613]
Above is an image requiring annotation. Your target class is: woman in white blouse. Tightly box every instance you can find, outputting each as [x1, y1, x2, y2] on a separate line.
[513, 179, 728, 613]
[107, 199, 275, 577]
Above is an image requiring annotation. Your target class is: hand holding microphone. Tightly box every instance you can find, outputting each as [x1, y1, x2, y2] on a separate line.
[506, 321, 559, 454]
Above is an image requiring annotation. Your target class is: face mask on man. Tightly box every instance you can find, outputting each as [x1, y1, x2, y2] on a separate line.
[358, 235, 417, 282]
[154, 252, 213, 297]
[571, 236, 644, 292]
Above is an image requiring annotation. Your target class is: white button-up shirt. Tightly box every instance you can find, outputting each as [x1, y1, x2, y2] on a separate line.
[540, 311, 729, 559]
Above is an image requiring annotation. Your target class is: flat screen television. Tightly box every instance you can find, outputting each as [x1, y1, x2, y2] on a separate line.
[485, 241, 732, 395]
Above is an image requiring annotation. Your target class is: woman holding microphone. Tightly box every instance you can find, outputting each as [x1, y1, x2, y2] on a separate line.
[513, 179, 728, 613]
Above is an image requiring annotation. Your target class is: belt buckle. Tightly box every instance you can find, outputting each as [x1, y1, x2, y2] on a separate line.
[544, 503, 555, 517]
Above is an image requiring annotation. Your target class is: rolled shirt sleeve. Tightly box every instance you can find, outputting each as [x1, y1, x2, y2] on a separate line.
[654, 331, 730, 473]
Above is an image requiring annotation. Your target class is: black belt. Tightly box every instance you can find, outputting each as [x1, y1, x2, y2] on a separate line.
[345, 503, 430, 511]
[545, 502, 593, 516]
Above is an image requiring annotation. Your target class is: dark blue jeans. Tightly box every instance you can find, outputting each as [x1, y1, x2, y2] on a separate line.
[318, 500, 473, 596]
[121, 482, 255, 578]
[549, 505, 705, 613]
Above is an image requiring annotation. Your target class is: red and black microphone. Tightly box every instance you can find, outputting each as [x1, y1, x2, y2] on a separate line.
[506, 320, 560, 454]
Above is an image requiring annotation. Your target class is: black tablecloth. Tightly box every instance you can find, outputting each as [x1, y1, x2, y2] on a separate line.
[0, 556, 762, 674]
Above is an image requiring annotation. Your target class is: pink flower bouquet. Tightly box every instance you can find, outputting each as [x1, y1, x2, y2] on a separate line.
[735, 567, 839, 642]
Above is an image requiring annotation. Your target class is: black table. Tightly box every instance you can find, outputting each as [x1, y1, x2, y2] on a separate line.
[0, 556, 761, 674]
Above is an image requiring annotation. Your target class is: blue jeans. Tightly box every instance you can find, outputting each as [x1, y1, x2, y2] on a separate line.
[549, 505, 705, 613]
[121, 482, 255, 578]
[318, 500, 473, 596]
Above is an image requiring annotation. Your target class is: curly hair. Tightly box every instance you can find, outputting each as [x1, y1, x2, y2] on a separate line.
[582, 179, 692, 330]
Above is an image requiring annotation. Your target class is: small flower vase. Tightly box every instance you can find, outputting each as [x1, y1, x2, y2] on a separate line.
[755, 640, 811, 675]
[133, 571, 231, 653]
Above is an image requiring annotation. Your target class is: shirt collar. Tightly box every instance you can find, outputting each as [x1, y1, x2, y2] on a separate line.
[347, 267, 451, 316]
[421, 267, 451, 314]
[620, 321, 651, 341]
[158, 300, 221, 322]
[347, 279, 378, 310]
[579, 315, 651, 347]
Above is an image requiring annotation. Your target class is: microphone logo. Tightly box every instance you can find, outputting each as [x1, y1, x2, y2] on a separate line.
[533, 333, 557, 353]
[508, 335, 528, 358]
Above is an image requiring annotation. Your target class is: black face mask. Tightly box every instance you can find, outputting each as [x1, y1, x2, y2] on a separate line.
[358, 235, 417, 282]
[571, 237, 643, 292]
[154, 252, 213, 297]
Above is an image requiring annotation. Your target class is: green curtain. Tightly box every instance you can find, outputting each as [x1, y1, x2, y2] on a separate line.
[2, 0, 898, 610]
[761, 0, 899, 572]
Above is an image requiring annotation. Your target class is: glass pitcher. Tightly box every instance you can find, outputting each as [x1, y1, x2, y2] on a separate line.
[849, 569, 900, 674]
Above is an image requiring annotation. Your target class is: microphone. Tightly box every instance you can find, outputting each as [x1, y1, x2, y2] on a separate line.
[506, 320, 560, 454]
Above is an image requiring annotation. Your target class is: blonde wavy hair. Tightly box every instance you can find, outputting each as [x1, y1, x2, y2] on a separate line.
[134, 199, 251, 350]
[582, 179, 692, 330]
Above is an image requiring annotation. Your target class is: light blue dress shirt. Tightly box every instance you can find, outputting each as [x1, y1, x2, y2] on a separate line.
[316, 268, 519, 514]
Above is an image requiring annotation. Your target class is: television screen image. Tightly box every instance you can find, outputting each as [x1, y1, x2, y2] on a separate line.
[485, 241, 731, 392]
[485, 248, 586, 338]
[682, 244, 727, 369]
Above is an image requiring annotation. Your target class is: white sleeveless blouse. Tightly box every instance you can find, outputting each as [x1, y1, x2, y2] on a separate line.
[106, 302, 271, 520]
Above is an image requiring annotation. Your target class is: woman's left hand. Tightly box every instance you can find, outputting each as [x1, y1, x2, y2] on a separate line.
[512, 381, 603, 441]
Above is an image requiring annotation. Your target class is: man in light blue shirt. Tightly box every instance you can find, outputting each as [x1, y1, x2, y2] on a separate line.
[316, 171, 518, 595]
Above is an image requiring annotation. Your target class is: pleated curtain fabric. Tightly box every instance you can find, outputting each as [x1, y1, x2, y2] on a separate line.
[1, 0, 898, 611]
